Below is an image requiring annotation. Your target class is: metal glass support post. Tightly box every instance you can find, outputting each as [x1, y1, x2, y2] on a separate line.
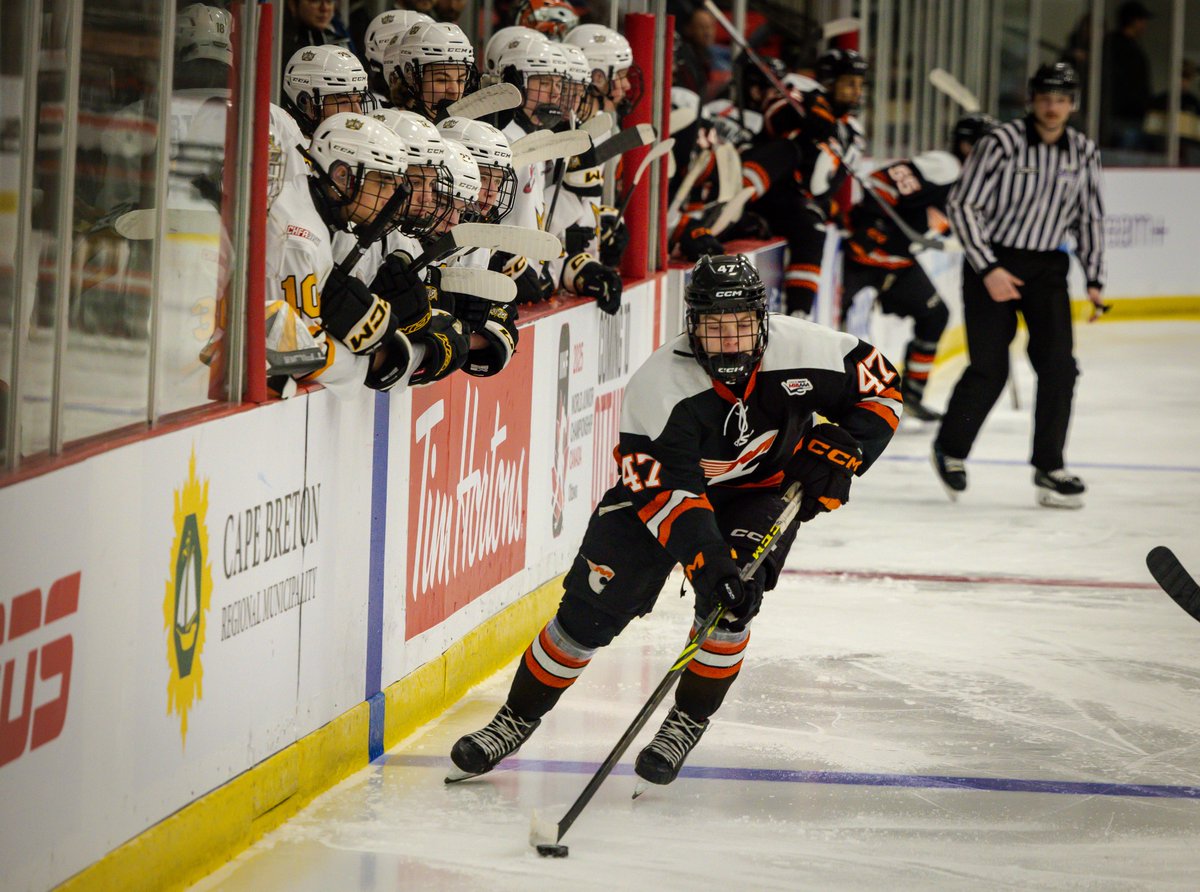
[1166, 0, 1184, 167]
[733, 0, 747, 49]
[6, 0, 43, 471]
[272, 0, 283, 102]
[1087, 0, 1102, 141]
[932, 0, 948, 152]
[1026, 0, 1042, 80]
[147, 4, 178, 425]
[49, 0, 83, 454]
[872, 0, 895, 160]
[648, 0, 667, 272]
[226, 1, 261, 401]
[896, 0, 912, 157]
[987, 0, 1003, 117]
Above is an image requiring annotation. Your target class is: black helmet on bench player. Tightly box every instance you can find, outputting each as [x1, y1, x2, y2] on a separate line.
[686, 254, 769, 387]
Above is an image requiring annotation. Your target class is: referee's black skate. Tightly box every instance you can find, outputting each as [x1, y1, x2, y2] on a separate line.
[446, 704, 541, 782]
[1034, 468, 1085, 509]
[931, 443, 967, 500]
[634, 706, 709, 786]
[901, 383, 942, 422]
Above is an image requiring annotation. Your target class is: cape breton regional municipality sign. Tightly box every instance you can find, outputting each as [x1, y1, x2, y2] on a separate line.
[163, 449, 214, 748]
[406, 329, 535, 639]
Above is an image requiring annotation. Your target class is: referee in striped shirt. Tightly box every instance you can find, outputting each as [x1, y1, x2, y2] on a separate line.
[932, 62, 1106, 509]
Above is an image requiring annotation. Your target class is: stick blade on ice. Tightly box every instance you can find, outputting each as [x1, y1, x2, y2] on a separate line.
[1147, 546, 1200, 622]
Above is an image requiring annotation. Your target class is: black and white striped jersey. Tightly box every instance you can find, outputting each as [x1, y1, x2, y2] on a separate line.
[612, 315, 901, 572]
[947, 115, 1105, 288]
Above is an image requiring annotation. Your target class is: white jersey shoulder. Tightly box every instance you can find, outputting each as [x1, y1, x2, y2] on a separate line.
[620, 333, 711, 442]
[911, 150, 962, 186]
[759, 314, 859, 374]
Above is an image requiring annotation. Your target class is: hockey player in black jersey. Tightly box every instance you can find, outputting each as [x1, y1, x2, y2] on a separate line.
[447, 254, 900, 787]
[841, 112, 998, 420]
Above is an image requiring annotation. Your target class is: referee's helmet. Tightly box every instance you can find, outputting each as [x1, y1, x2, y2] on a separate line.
[1028, 62, 1080, 100]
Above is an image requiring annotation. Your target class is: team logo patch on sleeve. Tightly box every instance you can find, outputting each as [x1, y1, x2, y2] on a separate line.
[586, 559, 614, 594]
[781, 378, 813, 396]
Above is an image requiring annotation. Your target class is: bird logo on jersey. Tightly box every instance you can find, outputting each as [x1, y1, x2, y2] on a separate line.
[586, 558, 614, 594]
[699, 430, 778, 484]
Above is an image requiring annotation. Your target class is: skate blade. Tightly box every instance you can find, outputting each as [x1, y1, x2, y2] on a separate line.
[444, 766, 485, 784]
[632, 780, 650, 800]
[1036, 490, 1083, 509]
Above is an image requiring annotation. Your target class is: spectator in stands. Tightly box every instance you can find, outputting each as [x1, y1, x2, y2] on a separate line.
[1148, 59, 1200, 165]
[674, 6, 718, 101]
[433, 0, 467, 23]
[281, 0, 359, 84]
[1100, 1, 1152, 149]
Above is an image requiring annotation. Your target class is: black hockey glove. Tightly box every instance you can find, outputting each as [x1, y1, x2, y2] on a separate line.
[566, 254, 622, 315]
[537, 266, 558, 302]
[597, 206, 630, 267]
[786, 423, 864, 522]
[410, 309, 470, 385]
[461, 295, 520, 378]
[678, 224, 725, 262]
[801, 91, 838, 145]
[369, 251, 429, 327]
[319, 267, 399, 355]
[490, 252, 545, 305]
[687, 544, 758, 626]
[363, 334, 414, 392]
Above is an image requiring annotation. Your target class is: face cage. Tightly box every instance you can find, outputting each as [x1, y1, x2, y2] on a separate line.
[560, 78, 591, 126]
[685, 303, 769, 387]
[308, 160, 410, 233]
[398, 163, 457, 239]
[408, 60, 481, 122]
[519, 71, 569, 130]
[288, 86, 380, 137]
[466, 164, 517, 224]
[610, 63, 645, 119]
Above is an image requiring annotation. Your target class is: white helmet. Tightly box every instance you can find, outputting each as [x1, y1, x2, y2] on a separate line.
[370, 108, 449, 169]
[363, 9, 432, 73]
[441, 137, 482, 203]
[563, 25, 642, 115]
[283, 45, 375, 135]
[438, 117, 515, 222]
[394, 21, 479, 120]
[176, 4, 233, 65]
[559, 43, 590, 85]
[306, 112, 409, 178]
[484, 26, 544, 75]
[496, 37, 570, 79]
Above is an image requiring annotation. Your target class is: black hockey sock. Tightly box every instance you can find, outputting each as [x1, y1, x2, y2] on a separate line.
[674, 627, 750, 721]
[675, 666, 740, 722]
[506, 618, 596, 720]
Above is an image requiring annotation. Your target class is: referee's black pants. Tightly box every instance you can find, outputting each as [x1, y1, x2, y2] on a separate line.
[936, 248, 1079, 472]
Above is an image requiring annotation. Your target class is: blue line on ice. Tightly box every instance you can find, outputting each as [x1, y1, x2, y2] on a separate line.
[387, 754, 1200, 799]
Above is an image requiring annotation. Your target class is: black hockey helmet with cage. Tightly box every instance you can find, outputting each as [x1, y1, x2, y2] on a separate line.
[1028, 62, 1079, 99]
[816, 49, 869, 86]
[950, 111, 999, 159]
[686, 254, 769, 387]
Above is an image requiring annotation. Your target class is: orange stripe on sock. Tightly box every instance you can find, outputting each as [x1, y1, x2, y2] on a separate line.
[524, 648, 577, 689]
[686, 660, 744, 679]
[538, 627, 590, 670]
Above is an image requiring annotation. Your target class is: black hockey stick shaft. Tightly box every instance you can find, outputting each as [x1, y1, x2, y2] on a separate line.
[701, 0, 943, 251]
[1147, 546, 1200, 622]
[550, 481, 804, 844]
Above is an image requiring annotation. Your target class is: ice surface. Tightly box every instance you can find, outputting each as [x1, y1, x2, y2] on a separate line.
[191, 321, 1200, 891]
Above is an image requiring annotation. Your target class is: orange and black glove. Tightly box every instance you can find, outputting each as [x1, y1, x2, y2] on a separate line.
[786, 423, 863, 522]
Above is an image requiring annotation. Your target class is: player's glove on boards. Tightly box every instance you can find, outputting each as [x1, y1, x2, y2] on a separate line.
[410, 309, 470, 385]
[786, 422, 863, 522]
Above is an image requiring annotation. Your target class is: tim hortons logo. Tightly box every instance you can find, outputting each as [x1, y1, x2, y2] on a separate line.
[164, 449, 214, 748]
[0, 572, 81, 769]
[408, 346, 533, 637]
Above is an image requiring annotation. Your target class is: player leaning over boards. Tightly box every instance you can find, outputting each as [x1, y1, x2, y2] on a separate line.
[933, 63, 1106, 509]
[447, 254, 901, 787]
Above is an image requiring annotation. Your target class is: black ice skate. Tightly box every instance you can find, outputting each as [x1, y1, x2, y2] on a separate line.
[445, 704, 541, 783]
[901, 384, 942, 422]
[931, 443, 967, 501]
[1034, 468, 1085, 509]
[634, 706, 709, 786]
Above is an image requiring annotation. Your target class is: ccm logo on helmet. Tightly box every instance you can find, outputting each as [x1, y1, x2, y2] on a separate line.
[806, 437, 862, 472]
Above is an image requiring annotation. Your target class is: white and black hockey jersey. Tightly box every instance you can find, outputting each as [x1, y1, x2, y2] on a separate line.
[614, 315, 901, 569]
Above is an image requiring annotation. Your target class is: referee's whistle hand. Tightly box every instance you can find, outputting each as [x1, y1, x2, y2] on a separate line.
[984, 267, 1024, 302]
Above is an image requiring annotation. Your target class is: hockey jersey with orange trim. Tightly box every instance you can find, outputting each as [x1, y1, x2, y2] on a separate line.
[613, 314, 900, 569]
[845, 151, 962, 269]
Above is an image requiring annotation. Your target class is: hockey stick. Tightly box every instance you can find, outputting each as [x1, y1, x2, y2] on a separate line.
[581, 111, 614, 139]
[438, 267, 517, 303]
[668, 148, 713, 217]
[929, 68, 981, 113]
[702, 0, 945, 252]
[509, 129, 592, 168]
[713, 142, 742, 203]
[113, 207, 221, 240]
[613, 137, 676, 218]
[411, 223, 561, 274]
[1147, 547, 1200, 623]
[444, 82, 522, 120]
[571, 122, 657, 170]
[332, 184, 416, 276]
[530, 481, 804, 857]
[823, 17, 861, 40]
[709, 185, 756, 237]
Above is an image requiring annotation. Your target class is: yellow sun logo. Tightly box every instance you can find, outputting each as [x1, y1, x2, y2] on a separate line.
[163, 448, 213, 748]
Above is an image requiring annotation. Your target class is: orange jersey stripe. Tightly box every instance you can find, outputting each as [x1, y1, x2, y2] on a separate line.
[656, 494, 712, 547]
[637, 490, 674, 525]
[857, 399, 900, 430]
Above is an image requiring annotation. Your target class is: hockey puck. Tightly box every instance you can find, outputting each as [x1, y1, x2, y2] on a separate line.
[536, 844, 569, 858]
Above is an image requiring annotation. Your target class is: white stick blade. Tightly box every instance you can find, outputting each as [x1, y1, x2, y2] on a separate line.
[633, 137, 675, 185]
[510, 130, 592, 167]
[445, 83, 521, 120]
[529, 809, 559, 847]
[930, 68, 981, 112]
[450, 223, 562, 261]
[823, 17, 861, 39]
[714, 142, 742, 203]
[438, 268, 517, 303]
[668, 105, 697, 135]
[114, 207, 221, 240]
[582, 111, 614, 138]
[711, 185, 755, 237]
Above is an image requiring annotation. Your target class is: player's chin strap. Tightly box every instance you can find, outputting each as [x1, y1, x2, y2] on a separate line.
[701, 0, 945, 252]
[531, 480, 804, 854]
